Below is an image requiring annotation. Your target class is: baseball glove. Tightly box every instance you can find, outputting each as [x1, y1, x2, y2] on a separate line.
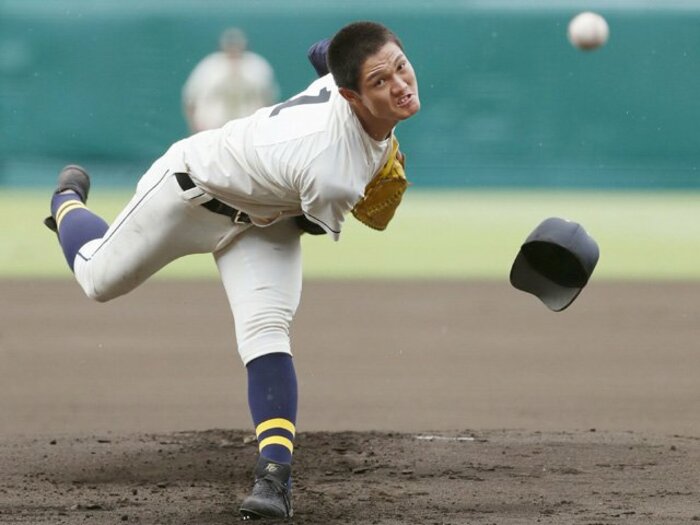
[351, 137, 408, 231]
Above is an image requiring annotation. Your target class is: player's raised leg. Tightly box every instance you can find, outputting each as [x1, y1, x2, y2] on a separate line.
[45, 155, 245, 303]
[215, 219, 302, 520]
[45, 165, 109, 271]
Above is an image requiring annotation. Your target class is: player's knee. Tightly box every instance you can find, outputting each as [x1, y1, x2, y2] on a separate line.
[78, 280, 112, 303]
[74, 255, 132, 303]
[85, 288, 111, 303]
[75, 269, 123, 303]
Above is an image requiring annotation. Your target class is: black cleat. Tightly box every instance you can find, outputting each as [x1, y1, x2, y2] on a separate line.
[44, 165, 91, 233]
[56, 164, 91, 203]
[43, 216, 59, 233]
[240, 457, 293, 521]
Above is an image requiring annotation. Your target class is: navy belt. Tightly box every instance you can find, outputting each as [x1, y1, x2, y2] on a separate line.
[175, 172, 251, 224]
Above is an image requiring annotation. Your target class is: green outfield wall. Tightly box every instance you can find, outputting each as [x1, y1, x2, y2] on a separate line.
[1, 1, 699, 188]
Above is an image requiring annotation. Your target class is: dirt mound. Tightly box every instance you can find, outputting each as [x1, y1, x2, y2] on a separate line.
[1, 428, 698, 524]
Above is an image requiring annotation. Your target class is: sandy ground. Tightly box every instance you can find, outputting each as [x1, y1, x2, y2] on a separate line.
[1, 279, 699, 523]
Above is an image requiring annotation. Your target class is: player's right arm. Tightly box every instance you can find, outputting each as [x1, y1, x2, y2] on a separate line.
[307, 38, 331, 77]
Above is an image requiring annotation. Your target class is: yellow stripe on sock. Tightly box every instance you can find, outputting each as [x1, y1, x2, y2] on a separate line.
[56, 200, 85, 221]
[258, 435, 294, 454]
[56, 200, 87, 229]
[255, 418, 296, 438]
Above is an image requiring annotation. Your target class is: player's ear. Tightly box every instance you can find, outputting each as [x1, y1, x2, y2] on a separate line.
[338, 87, 360, 104]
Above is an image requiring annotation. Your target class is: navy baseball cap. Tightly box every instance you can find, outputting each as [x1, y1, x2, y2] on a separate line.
[510, 217, 600, 312]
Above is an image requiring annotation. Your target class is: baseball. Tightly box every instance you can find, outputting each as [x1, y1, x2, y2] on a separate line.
[567, 11, 609, 51]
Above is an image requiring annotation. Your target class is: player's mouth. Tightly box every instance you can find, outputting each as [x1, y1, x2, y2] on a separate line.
[396, 93, 413, 108]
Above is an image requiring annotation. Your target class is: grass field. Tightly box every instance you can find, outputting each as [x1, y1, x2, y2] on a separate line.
[3, 188, 700, 280]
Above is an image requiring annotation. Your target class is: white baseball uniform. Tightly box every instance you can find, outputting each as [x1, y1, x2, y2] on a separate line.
[73, 73, 393, 364]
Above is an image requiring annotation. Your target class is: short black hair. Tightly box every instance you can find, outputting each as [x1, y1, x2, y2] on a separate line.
[327, 21, 404, 92]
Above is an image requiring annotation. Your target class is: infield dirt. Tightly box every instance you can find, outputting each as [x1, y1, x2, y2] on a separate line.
[1, 279, 699, 524]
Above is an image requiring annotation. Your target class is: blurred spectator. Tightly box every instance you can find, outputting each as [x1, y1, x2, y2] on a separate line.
[182, 28, 278, 133]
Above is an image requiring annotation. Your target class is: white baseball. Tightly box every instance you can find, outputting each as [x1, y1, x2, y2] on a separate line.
[567, 12, 609, 51]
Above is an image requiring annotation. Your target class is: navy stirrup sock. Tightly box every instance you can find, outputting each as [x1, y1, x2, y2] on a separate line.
[51, 192, 108, 271]
[246, 353, 298, 465]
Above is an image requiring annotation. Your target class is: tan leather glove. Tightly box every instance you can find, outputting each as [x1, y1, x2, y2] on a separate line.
[351, 137, 408, 231]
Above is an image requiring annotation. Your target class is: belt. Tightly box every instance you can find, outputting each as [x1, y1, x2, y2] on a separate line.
[175, 172, 251, 224]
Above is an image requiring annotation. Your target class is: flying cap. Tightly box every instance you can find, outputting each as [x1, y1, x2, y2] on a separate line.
[510, 217, 600, 312]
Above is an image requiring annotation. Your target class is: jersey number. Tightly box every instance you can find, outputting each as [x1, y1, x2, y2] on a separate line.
[269, 87, 331, 117]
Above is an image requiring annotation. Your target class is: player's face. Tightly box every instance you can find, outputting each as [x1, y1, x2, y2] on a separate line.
[356, 41, 420, 122]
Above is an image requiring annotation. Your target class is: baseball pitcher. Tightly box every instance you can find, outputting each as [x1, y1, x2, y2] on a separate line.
[44, 21, 420, 520]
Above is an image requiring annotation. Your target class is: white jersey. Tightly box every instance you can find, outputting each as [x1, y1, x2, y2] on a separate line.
[173, 74, 393, 240]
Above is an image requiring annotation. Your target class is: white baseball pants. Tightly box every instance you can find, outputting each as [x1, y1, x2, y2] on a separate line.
[72, 150, 303, 365]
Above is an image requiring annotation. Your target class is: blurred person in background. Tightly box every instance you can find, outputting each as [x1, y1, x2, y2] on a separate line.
[183, 27, 278, 133]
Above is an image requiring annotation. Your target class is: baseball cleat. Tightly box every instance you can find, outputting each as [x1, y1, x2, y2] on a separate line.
[56, 164, 91, 203]
[43, 216, 59, 233]
[44, 165, 91, 233]
[240, 457, 293, 521]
